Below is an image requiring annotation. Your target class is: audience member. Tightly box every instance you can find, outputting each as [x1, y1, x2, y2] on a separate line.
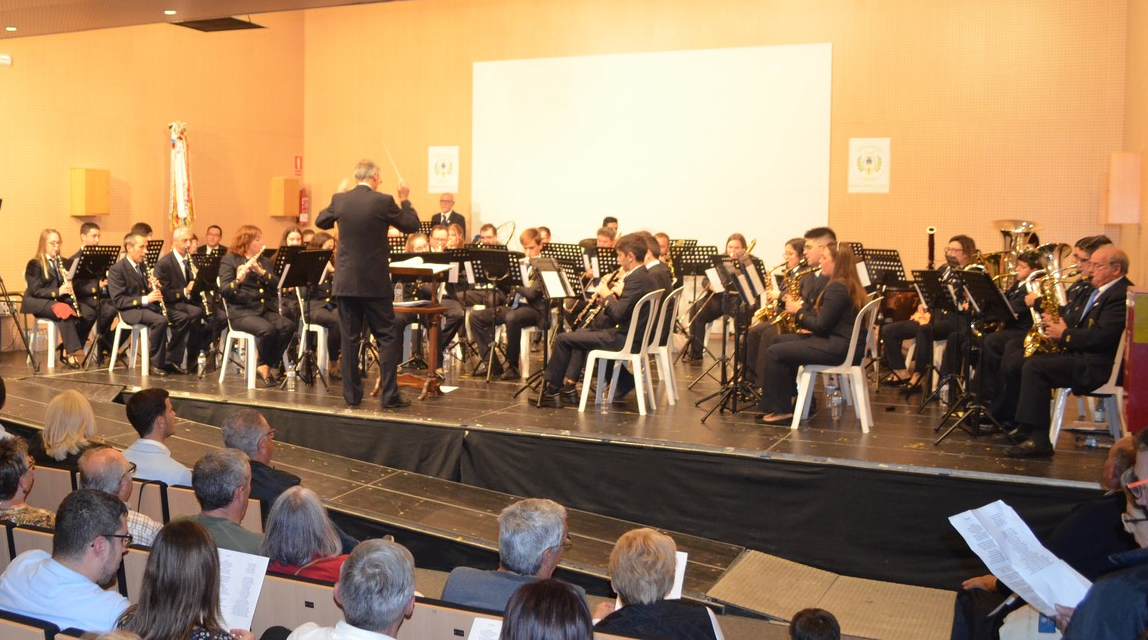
[0, 376, 8, 441]
[0, 436, 55, 527]
[189, 449, 263, 554]
[441, 498, 585, 612]
[29, 389, 97, 470]
[118, 519, 255, 640]
[0, 489, 130, 632]
[593, 528, 723, 640]
[789, 608, 841, 640]
[123, 388, 192, 487]
[501, 579, 593, 640]
[261, 486, 348, 582]
[288, 539, 416, 640]
[78, 445, 162, 546]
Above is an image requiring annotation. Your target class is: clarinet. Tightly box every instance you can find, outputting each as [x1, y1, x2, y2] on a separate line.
[56, 253, 83, 318]
[146, 263, 173, 326]
[187, 256, 213, 317]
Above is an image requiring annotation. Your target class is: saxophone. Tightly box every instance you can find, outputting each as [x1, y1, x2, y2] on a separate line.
[753, 259, 802, 326]
[772, 262, 816, 334]
[1022, 271, 1065, 357]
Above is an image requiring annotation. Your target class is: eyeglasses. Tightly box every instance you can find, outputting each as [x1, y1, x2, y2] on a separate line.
[25, 459, 36, 472]
[1122, 513, 1148, 528]
[103, 533, 134, 547]
[122, 462, 137, 480]
[557, 535, 573, 552]
[261, 429, 277, 442]
[1127, 476, 1148, 498]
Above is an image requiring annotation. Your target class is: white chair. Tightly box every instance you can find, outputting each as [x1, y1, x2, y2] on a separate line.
[28, 318, 59, 369]
[649, 287, 685, 405]
[218, 298, 258, 389]
[790, 298, 882, 432]
[518, 308, 559, 378]
[109, 313, 151, 376]
[299, 321, 330, 378]
[578, 289, 664, 416]
[1050, 331, 1127, 447]
[904, 338, 947, 388]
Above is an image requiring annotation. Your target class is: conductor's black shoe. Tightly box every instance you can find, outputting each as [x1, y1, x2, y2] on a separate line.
[1005, 441, 1055, 458]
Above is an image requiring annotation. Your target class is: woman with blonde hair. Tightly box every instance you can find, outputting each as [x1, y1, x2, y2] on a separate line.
[30, 389, 97, 470]
[260, 486, 348, 582]
[20, 228, 91, 368]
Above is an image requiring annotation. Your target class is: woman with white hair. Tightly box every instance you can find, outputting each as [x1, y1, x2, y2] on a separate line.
[259, 486, 348, 582]
[30, 389, 97, 470]
[593, 528, 723, 640]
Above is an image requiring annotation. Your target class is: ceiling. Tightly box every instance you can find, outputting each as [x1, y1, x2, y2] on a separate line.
[0, 0, 397, 40]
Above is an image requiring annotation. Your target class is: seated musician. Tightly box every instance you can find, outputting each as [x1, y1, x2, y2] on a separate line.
[879, 234, 978, 396]
[405, 233, 429, 253]
[389, 230, 460, 373]
[609, 232, 674, 399]
[70, 222, 117, 361]
[471, 228, 549, 380]
[476, 223, 500, 246]
[429, 224, 449, 252]
[538, 226, 552, 249]
[304, 231, 342, 379]
[654, 232, 684, 293]
[188, 231, 228, 357]
[276, 226, 306, 326]
[759, 243, 867, 425]
[974, 250, 1039, 418]
[446, 223, 465, 250]
[107, 233, 171, 376]
[21, 228, 91, 369]
[1006, 244, 1131, 458]
[219, 225, 295, 387]
[152, 227, 207, 373]
[682, 233, 749, 362]
[746, 236, 810, 384]
[539, 233, 657, 407]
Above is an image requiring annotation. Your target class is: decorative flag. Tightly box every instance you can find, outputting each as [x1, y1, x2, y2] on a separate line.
[168, 122, 195, 228]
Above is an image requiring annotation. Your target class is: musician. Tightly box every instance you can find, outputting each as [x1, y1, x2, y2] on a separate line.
[276, 226, 306, 326]
[21, 229, 90, 368]
[538, 227, 552, 249]
[107, 233, 170, 376]
[986, 235, 1111, 431]
[151, 227, 207, 372]
[539, 233, 657, 407]
[682, 233, 748, 362]
[470, 228, 549, 380]
[404, 233, 429, 253]
[432, 193, 466, 235]
[759, 243, 867, 425]
[219, 225, 295, 388]
[301, 228, 316, 245]
[315, 159, 420, 409]
[609, 232, 674, 400]
[745, 236, 808, 383]
[129, 222, 154, 240]
[974, 251, 1039, 406]
[654, 232, 684, 293]
[879, 234, 978, 395]
[304, 231, 342, 378]
[429, 225, 449, 252]
[446, 224, 465, 250]
[476, 223, 499, 246]
[603, 216, 619, 235]
[1007, 245, 1131, 458]
[70, 222, 116, 360]
[197, 225, 228, 257]
[389, 230, 460, 374]
[281, 226, 304, 248]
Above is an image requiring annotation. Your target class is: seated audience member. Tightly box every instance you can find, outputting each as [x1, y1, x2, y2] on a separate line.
[78, 445, 162, 547]
[118, 520, 255, 640]
[189, 449, 263, 554]
[501, 579, 593, 640]
[0, 436, 56, 527]
[123, 387, 192, 487]
[261, 486, 348, 581]
[287, 539, 416, 640]
[789, 608, 841, 640]
[29, 389, 98, 470]
[593, 528, 723, 640]
[441, 498, 585, 611]
[0, 489, 130, 632]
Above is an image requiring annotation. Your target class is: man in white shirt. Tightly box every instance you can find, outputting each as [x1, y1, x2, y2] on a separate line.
[122, 387, 192, 486]
[0, 489, 131, 632]
[78, 445, 162, 546]
[288, 539, 416, 640]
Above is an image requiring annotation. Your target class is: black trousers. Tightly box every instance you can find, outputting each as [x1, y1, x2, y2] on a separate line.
[471, 305, 545, 366]
[306, 305, 342, 360]
[119, 306, 169, 369]
[231, 311, 293, 370]
[338, 296, 400, 407]
[545, 328, 624, 388]
[747, 320, 781, 385]
[881, 317, 957, 373]
[1015, 353, 1080, 448]
[78, 297, 116, 351]
[686, 293, 728, 358]
[165, 301, 206, 367]
[32, 309, 91, 355]
[759, 334, 848, 413]
[978, 328, 1025, 417]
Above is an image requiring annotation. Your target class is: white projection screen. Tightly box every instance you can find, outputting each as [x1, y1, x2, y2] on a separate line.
[472, 43, 831, 253]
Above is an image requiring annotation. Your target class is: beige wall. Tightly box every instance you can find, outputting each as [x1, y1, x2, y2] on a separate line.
[0, 12, 305, 283]
[1124, 0, 1148, 285]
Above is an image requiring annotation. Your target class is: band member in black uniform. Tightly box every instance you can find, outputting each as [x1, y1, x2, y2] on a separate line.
[974, 250, 1039, 412]
[745, 236, 811, 383]
[219, 225, 295, 387]
[539, 233, 658, 407]
[471, 228, 548, 380]
[609, 231, 674, 400]
[1007, 245, 1131, 458]
[683, 233, 748, 361]
[107, 233, 170, 376]
[197, 224, 228, 257]
[152, 227, 207, 372]
[276, 226, 305, 327]
[70, 222, 116, 360]
[304, 231, 342, 378]
[21, 228, 90, 368]
[315, 159, 420, 409]
[759, 243, 867, 425]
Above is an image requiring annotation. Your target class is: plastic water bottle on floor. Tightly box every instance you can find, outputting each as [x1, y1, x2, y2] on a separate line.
[196, 351, 207, 379]
[286, 368, 297, 391]
[394, 284, 404, 303]
[827, 384, 844, 423]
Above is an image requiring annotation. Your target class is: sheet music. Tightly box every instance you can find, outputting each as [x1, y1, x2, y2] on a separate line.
[855, 261, 871, 288]
[590, 256, 601, 278]
[704, 267, 723, 293]
[217, 548, 269, 631]
[391, 256, 426, 267]
[541, 270, 566, 296]
[464, 261, 475, 283]
[467, 617, 502, 640]
[449, 262, 460, 284]
[949, 501, 1090, 617]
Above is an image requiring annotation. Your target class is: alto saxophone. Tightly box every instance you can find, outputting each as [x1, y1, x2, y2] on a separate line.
[1022, 271, 1065, 357]
[772, 263, 816, 334]
[753, 259, 801, 326]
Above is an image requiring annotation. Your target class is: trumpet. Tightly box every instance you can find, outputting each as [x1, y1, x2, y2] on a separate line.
[55, 253, 82, 318]
[146, 263, 172, 327]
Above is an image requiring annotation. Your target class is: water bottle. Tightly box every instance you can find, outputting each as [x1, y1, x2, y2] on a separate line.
[827, 384, 844, 422]
[286, 368, 297, 391]
[393, 284, 404, 303]
[196, 350, 207, 378]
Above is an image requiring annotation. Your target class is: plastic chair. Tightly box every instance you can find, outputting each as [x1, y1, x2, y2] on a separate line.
[28, 318, 60, 370]
[649, 287, 685, 405]
[578, 289, 664, 416]
[218, 297, 258, 389]
[1050, 331, 1127, 447]
[299, 322, 330, 378]
[109, 313, 151, 376]
[790, 298, 882, 432]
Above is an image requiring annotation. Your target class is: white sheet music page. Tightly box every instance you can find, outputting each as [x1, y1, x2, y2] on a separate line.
[949, 500, 1090, 617]
[217, 548, 270, 631]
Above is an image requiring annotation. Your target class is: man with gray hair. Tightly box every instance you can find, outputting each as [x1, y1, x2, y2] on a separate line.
[189, 448, 263, 554]
[78, 445, 162, 546]
[288, 539, 416, 640]
[440, 497, 585, 612]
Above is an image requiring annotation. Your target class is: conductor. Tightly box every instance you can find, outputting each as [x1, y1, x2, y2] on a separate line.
[316, 159, 420, 409]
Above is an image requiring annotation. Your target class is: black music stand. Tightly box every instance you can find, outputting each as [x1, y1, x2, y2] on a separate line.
[144, 240, 165, 269]
[860, 248, 908, 381]
[696, 255, 761, 420]
[190, 251, 223, 370]
[74, 246, 120, 370]
[934, 270, 1017, 444]
[514, 257, 573, 403]
[387, 236, 407, 253]
[279, 249, 334, 389]
[674, 244, 719, 364]
[467, 249, 524, 382]
[910, 269, 959, 411]
[418, 220, 435, 235]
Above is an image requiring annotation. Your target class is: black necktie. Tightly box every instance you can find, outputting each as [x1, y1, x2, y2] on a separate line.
[139, 263, 147, 284]
[183, 258, 192, 284]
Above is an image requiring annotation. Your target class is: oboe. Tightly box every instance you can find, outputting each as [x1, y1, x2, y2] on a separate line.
[56, 253, 82, 318]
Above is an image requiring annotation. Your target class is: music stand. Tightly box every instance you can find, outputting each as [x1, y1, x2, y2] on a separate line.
[515, 257, 574, 403]
[144, 240, 165, 269]
[418, 220, 435, 235]
[540, 243, 588, 299]
[466, 249, 524, 381]
[674, 244, 719, 364]
[696, 255, 761, 420]
[74, 246, 121, 370]
[860, 248, 908, 381]
[279, 249, 333, 389]
[387, 236, 407, 253]
[909, 269, 957, 407]
[584, 247, 620, 279]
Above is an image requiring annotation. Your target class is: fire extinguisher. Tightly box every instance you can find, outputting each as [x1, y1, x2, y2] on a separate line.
[298, 187, 310, 225]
